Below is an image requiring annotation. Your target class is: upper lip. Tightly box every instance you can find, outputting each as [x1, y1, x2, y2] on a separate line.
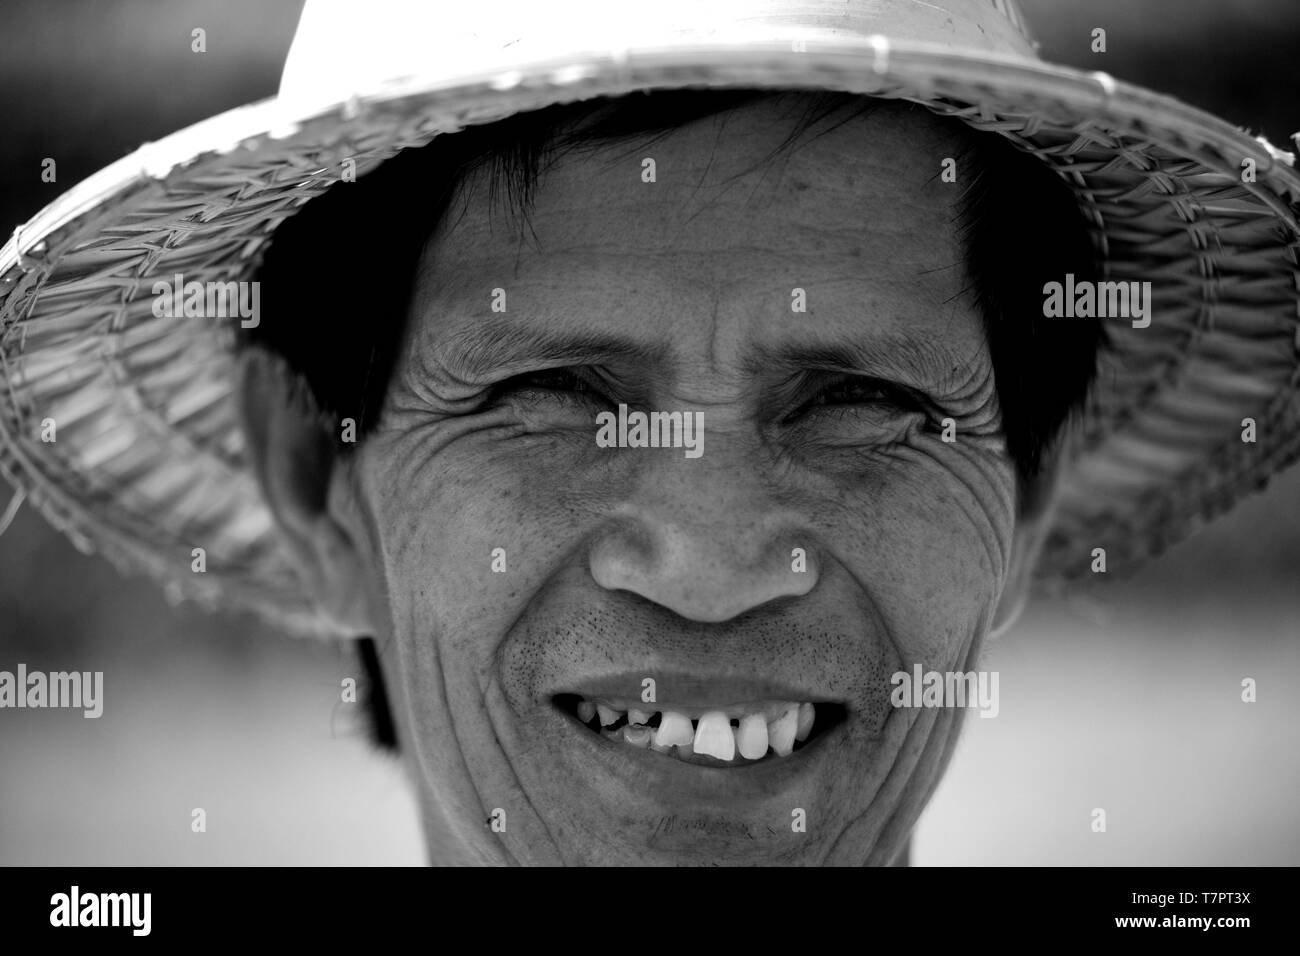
[558, 671, 840, 708]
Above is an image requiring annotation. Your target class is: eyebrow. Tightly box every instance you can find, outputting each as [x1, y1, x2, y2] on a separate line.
[744, 333, 967, 385]
[433, 320, 968, 387]
[436, 322, 669, 381]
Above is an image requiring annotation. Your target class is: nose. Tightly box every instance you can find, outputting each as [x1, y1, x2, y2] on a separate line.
[588, 455, 820, 623]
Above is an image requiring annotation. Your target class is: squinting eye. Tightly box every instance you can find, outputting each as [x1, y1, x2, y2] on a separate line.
[797, 374, 922, 416]
[810, 377, 896, 407]
[490, 367, 605, 404]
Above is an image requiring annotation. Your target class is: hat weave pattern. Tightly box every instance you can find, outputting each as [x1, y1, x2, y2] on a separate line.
[1, 38, 1297, 635]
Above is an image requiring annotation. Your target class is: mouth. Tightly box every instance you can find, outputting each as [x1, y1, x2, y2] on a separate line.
[552, 693, 847, 767]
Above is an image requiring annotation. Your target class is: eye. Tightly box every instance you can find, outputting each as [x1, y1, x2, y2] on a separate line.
[489, 367, 608, 406]
[787, 373, 924, 422]
[810, 376, 905, 406]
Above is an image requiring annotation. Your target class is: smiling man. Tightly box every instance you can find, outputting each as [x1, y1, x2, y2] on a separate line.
[239, 89, 1096, 864]
[3, 0, 1298, 867]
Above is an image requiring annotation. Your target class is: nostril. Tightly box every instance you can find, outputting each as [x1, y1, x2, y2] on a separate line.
[588, 532, 651, 594]
[589, 529, 818, 623]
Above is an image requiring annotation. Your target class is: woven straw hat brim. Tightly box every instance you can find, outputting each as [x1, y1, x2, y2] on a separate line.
[2, 39, 1298, 638]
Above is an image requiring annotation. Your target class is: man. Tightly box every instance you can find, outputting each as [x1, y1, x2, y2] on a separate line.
[1, 0, 1297, 865]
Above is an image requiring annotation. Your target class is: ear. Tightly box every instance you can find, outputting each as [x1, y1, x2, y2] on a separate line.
[989, 446, 1066, 640]
[235, 347, 378, 636]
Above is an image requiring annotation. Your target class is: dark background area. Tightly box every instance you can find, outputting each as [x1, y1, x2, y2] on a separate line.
[1, 0, 1297, 864]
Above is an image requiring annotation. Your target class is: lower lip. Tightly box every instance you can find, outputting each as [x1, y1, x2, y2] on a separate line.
[555, 707, 839, 803]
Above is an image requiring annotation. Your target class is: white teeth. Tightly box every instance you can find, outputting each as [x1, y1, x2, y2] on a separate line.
[736, 713, 769, 759]
[769, 705, 798, 757]
[580, 697, 823, 762]
[795, 702, 815, 742]
[653, 711, 694, 749]
[693, 711, 736, 760]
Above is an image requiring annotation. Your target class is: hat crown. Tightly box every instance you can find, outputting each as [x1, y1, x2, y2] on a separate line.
[279, 0, 1037, 108]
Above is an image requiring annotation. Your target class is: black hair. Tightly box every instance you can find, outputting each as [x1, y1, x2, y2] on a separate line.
[247, 88, 1105, 753]
[356, 635, 396, 750]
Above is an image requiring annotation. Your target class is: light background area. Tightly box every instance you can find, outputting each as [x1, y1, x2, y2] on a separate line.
[2, 0, 1298, 865]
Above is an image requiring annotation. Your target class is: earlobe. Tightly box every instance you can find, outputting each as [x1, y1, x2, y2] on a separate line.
[236, 348, 376, 636]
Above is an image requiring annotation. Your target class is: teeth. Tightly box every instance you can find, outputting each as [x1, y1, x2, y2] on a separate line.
[795, 702, 815, 742]
[578, 698, 824, 763]
[736, 713, 769, 759]
[693, 711, 736, 760]
[769, 705, 798, 757]
[653, 711, 694, 749]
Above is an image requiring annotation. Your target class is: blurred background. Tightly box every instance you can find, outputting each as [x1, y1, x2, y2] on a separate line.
[1, 0, 1297, 865]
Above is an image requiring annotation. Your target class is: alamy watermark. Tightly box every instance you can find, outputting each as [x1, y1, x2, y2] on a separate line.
[151, 273, 260, 328]
[890, 664, 999, 718]
[50, 886, 150, 936]
[595, 403, 703, 459]
[1043, 273, 1151, 328]
[0, 663, 103, 718]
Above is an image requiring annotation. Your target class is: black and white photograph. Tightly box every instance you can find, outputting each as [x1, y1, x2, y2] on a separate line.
[0, 0, 1296, 904]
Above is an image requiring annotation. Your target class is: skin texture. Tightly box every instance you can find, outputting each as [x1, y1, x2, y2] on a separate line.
[240, 95, 1058, 865]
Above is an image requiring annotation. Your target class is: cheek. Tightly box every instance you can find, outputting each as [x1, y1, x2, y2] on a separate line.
[359, 419, 610, 636]
[804, 432, 1016, 662]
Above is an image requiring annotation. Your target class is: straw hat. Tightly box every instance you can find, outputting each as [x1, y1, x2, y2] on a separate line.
[2, 0, 1298, 638]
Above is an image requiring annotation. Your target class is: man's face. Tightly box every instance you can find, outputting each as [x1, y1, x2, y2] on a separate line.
[343, 96, 1019, 864]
